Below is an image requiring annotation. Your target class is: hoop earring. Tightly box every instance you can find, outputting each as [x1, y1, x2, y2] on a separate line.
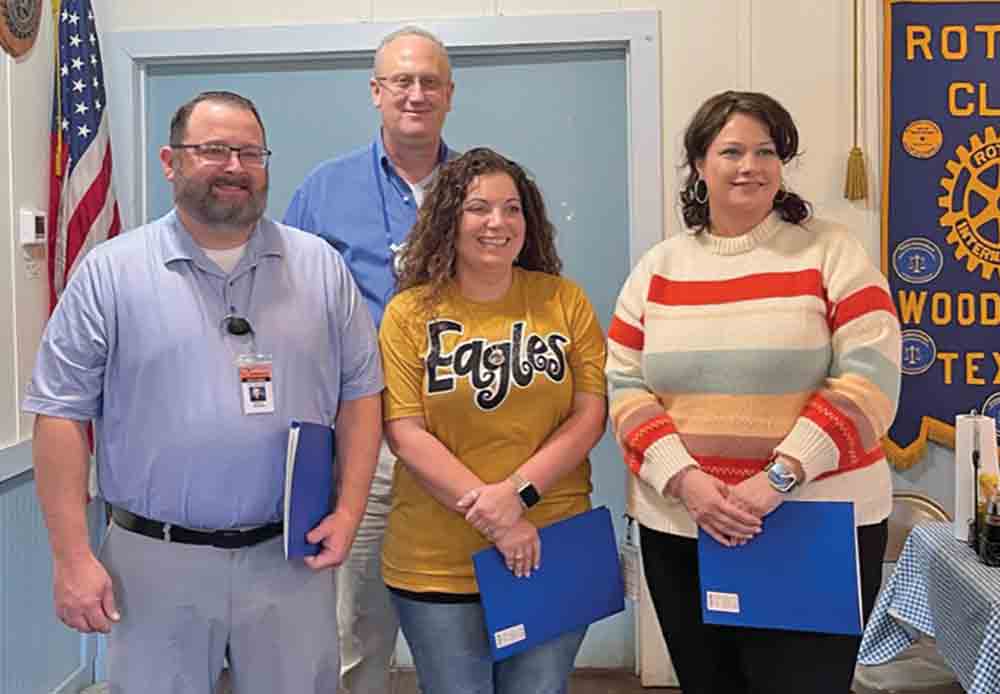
[693, 177, 709, 205]
[774, 184, 789, 204]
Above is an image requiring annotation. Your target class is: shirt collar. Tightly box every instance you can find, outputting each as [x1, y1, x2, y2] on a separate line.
[160, 209, 283, 268]
[375, 129, 451, 178]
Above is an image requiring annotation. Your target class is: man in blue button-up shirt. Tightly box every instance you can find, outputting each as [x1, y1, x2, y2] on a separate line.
[284, 26, 456, 694]
[24, 90, 383, 694]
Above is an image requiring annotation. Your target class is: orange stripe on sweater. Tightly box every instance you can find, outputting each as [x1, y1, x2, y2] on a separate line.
[829, 285, 897, 333]
[802, 393, 883, 473]
[647, 269, 826, 306]
[609, 315, 644, 351]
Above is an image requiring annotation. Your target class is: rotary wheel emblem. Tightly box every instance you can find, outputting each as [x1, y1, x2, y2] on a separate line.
[0, 0, 41, 58]
[938, 126, 1000, 281]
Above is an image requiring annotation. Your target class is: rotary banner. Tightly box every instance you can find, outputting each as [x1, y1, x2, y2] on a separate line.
[884, 0, 1000, 467]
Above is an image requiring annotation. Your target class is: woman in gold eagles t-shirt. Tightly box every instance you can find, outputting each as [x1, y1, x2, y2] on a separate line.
[379, 148, 607, 694]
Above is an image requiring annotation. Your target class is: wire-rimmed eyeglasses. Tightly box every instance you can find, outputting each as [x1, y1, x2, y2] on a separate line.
[171, 143, 272, 168]
[374, 74, 447, 97]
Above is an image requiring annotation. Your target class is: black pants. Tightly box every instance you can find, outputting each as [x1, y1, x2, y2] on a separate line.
[640, 520, 887, 694]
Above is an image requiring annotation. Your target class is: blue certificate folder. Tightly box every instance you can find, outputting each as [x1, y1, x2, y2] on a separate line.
[698, 500, 862, 636]
[283, 421, 336, 559]
[472, 506, 625, 661]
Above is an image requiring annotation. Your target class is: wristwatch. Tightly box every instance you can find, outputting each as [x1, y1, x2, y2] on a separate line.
[764, 454, 800, 494]
[509, 472, 541, 509]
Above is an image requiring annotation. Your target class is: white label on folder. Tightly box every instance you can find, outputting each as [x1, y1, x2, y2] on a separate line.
[706, 591, 740, 614]
[494, 624, 527, 649]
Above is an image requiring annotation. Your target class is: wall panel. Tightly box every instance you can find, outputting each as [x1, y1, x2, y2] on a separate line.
[10, 6, 54, 444]
[0, 453, 91, 694]
[0, 54, 16, 449]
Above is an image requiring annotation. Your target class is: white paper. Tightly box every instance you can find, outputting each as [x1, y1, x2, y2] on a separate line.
[705, 591, 740, 614]
[494, 624, 526, 649]
[954, 414, 1000, 541]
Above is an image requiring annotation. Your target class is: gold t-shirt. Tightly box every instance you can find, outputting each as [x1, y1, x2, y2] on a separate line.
[379, 269, 608, 593]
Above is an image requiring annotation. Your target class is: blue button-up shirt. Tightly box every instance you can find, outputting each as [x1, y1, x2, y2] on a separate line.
[23, 211, 383, 529]
[283, 132, 454, 327]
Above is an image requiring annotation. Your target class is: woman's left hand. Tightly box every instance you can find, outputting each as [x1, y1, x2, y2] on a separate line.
[457, 481, 524, 538]
[494, 518, 541, 578]
[727, 472, 784, 524]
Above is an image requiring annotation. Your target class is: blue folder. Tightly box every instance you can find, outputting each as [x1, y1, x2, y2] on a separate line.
[697, 500, 862, 635]
[472, 506, 625, 661]
[283, 420, 336, 559]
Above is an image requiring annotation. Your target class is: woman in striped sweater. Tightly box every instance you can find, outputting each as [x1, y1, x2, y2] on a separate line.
[606, 91, 901, 694]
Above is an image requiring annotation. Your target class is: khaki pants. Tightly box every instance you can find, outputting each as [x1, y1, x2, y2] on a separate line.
[101, 521, 340, 694]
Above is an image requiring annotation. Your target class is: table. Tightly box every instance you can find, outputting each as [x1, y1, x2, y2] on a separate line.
[858, 522, 1000, 694]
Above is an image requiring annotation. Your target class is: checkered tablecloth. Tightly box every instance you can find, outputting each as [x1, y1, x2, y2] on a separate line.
[858, 522, 1000, 694]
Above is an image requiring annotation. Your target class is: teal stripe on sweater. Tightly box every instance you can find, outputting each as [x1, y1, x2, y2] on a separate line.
[831, 346, 901, 404]
[606, 371, 652, 397]
[642, 346, 832, 395]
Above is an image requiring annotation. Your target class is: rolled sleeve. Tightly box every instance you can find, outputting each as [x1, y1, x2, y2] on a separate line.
[22, 254, 110, 421]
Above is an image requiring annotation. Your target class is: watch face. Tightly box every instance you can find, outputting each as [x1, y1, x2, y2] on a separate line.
[519, 484, 541, 508]
[767, 463, 797, 493]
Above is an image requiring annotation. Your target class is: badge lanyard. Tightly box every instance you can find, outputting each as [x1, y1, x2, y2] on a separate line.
[372, 143, 406, 274]
[224, 263, 275, 416]
[620, 514, 640, 602]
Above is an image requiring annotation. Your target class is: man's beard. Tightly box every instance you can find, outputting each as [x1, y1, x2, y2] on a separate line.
[173, 168, 268, 230]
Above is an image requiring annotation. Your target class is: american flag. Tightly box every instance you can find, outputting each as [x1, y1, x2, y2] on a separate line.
[48, 0, 121, 311]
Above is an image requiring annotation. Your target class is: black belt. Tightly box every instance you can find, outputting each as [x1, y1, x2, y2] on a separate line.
[111, 507, 282, 549]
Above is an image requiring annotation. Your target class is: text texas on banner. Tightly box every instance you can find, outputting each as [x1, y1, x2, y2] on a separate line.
[883, 0, 1000, 468]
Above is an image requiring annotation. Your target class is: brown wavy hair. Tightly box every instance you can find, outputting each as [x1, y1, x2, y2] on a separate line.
[395, 147, 562, 312]
[680, 90, 811, 232]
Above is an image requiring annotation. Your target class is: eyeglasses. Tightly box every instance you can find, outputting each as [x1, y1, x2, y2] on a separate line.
[222, 314, 254, 337]
[171, 143, 272, 168]
[374, 74, 447, 97]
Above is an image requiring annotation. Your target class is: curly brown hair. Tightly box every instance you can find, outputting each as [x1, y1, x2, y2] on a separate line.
[395, 147, 562, 312]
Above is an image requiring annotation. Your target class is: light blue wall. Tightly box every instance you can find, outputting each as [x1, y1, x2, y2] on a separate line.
[0, 442, 95, 694]
[144, 47, 635, 667]
[893, 442, 956, 514]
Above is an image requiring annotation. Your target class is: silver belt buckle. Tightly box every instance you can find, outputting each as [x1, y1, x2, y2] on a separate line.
[162, 523, 172, 542]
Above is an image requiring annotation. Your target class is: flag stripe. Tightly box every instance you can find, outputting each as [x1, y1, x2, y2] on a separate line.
[48, 0, 119, 309]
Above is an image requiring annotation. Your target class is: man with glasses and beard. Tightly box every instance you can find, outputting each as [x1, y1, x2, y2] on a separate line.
[284, 26, 456, 694]
[23, 90, 383, 694]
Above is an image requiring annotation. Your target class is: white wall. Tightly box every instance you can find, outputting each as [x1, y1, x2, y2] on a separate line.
[1, 5, 52, 452]
[1, 49, 16, 448]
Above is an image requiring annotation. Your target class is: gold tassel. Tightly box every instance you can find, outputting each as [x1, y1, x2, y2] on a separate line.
[845, 146, 867, 201]
[844, 0, 867, 201]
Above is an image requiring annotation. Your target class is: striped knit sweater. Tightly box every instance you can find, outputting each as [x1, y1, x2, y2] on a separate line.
[606, 213, 902, 537]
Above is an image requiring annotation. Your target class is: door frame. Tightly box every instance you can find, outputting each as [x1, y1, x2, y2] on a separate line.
[104, 11, 663, 265]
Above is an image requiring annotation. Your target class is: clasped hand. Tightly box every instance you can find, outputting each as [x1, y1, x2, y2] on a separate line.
[494, 518, 541, 578]
[456, 481, 524, 541]
[675, 469, 783, 546]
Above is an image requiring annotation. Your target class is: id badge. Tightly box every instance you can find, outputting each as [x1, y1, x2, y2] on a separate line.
[238, 354, 275, 415]
[620, 515, 640, 602]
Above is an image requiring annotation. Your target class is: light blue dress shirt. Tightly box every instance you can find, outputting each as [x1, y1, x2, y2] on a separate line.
[283, 131, 454, 327]
[23, 211, 383, 529]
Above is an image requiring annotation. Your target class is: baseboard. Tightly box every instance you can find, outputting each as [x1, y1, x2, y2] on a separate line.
[50, 664, 94, 694]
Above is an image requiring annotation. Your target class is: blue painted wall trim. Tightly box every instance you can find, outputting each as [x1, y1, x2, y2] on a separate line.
[0, 439, 33, 485]
[1, 440, 96, 693]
